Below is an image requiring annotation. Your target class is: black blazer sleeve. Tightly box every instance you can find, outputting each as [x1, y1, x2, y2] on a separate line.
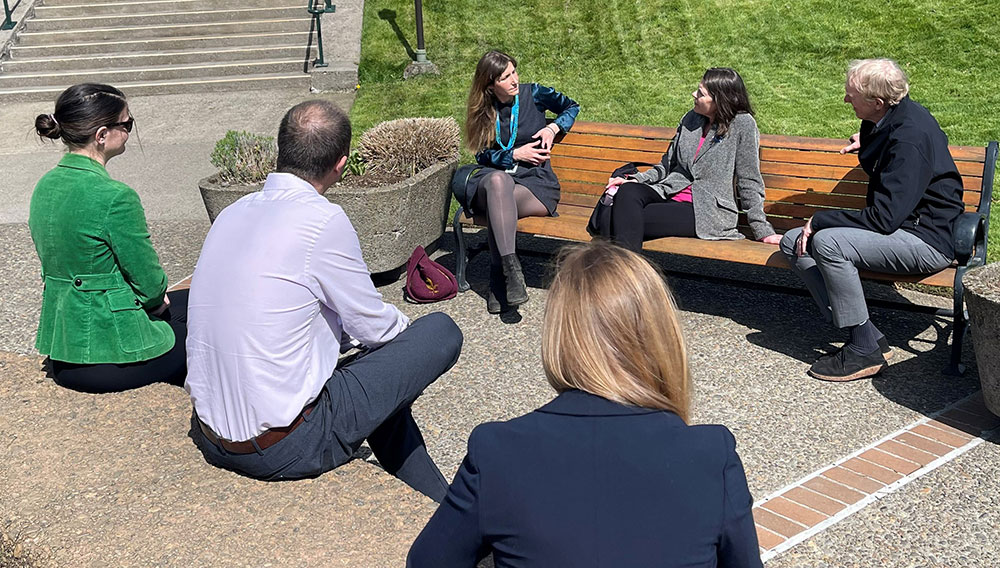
[408, 428, 489, 567]
[718, 427, 764, 568]
[811, 141, 933, 235]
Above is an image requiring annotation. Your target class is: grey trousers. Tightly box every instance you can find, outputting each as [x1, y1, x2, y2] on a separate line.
[779, 227, 951, 328]
[193, 312, 463, 502]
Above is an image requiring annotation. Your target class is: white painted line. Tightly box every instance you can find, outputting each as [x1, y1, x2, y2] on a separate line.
[755, 390, 993, 563]
[167, 272, 194, 292]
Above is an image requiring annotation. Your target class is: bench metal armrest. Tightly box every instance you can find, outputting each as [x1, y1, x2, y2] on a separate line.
[953, 211, 985, 266]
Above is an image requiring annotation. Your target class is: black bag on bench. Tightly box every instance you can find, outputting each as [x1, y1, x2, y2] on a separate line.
[587, 161, 655, 237]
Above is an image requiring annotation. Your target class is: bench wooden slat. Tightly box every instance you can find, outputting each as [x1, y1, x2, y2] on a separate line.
[759, 147, 988, 177]
[560, 132, 671, 153]
[568, 122, 675, 139]
[760, 133, 987, 162]
[554, 177, 980, 214]
[554, 145, 666, 165]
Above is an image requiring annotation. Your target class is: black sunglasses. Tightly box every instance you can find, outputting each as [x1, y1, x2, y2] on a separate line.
[106, 116, 135, 133]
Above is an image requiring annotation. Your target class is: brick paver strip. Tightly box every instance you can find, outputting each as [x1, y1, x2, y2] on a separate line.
[895, 431, 955, 457]
[803, 476, 866, 505]
[877, 439, 939, 466]
[923, 419, 977, 441]
[782, 486, 846, 516]
[760, 496, 828, 527]
[756, 392, 996, 563]
[859, 448, 920, 475]
[840, 456, 903, 484]
[821, 466, 885, 494]
[911, 423, 972, 447]
[752, 508, 807, 538]
[755, 525, 785, 551]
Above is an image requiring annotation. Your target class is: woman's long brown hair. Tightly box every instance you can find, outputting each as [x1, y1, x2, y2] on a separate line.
[465, 50, 517, 153]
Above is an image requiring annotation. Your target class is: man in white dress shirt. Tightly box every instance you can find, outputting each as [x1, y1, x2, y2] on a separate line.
[185, 100, 463, 502]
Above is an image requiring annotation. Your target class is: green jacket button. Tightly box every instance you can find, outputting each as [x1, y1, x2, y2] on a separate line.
[134, 299, 141, 306]
[74, 279, 82, 286]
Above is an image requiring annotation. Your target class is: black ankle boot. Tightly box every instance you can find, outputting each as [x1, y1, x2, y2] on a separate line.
[501, 254, 528, 306]
[487, 262, 505, 314]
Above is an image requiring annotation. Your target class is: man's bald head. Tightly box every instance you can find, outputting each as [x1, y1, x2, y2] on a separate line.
[277, 100, 351, 184]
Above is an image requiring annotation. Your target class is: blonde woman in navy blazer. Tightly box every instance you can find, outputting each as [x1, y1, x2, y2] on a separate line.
[408, 242, 762, 568]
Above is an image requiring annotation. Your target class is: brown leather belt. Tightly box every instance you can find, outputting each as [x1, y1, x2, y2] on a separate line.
[198, 400, 317, 455]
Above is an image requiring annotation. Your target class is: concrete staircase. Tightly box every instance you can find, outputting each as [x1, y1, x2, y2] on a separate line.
[0, 0, 323, 101]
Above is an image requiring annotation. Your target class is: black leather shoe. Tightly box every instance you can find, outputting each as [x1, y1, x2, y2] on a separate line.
[878, 336, 894, 361]
[501, 254, 528, 306]
[809, 346, 888, 382]
[487, 263, 505, 314]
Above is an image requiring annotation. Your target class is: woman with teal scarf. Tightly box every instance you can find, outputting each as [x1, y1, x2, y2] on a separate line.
[460, 50, 579, 315]
[30, 83, 188, 393]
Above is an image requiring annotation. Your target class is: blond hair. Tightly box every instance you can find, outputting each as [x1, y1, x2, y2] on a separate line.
[541, 242, 691, 422]
[847, 59, 909, 105]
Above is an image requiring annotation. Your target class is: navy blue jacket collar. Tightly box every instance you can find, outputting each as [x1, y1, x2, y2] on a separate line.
[536, 389, 683, 422]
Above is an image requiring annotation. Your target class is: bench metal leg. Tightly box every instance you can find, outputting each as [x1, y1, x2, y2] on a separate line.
[453, 207, 470, 292]
[944, 265, 969, 376]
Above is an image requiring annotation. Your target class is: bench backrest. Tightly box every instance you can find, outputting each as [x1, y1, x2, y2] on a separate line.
[551, 121, 995, 236]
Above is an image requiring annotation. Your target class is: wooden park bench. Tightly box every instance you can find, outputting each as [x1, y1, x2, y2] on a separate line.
[452, 121, 997, 374]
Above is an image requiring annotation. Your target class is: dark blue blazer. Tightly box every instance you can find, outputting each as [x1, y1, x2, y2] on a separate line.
[408, 389, 762, 567]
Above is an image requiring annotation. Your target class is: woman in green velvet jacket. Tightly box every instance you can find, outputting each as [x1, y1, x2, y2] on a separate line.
[30, 83, 188, 393]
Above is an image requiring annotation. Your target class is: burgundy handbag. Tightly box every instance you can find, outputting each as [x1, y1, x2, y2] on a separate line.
[404, 246, 458, 303]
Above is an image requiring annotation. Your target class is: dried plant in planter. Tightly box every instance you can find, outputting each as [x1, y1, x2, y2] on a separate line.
[210, 130, 277, 185]
[353, 117, 461, 184]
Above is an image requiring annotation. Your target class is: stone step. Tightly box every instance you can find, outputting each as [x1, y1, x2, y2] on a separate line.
[35, 0, 301, 17]
[3, 45, 316, 72]
[25, 6, 304, 31]
[0, 72, 313, 103]
[10, 31, 315, 57]
[0, 58, 307, 88]
[14, 18, 312, 45]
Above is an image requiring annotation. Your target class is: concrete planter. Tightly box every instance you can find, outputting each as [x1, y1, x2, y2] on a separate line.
[964, 262, 1000, 416]
[198, 158, 457, 274]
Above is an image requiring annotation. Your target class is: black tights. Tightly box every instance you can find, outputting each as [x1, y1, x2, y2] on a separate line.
[473, 170, 549, 263]
[51, 289, 189, 393]
[603, 182, 696, 252]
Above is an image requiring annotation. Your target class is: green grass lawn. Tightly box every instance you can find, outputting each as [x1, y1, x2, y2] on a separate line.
[352, 0, 999, 261]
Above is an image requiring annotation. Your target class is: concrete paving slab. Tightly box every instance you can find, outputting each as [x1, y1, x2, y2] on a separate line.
[2, 221, 988, 566]
[0, 353, 435, 568]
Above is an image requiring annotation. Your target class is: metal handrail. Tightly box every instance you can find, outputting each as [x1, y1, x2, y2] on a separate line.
[306, 0, 336, 68]
[2, 0, 21, 31]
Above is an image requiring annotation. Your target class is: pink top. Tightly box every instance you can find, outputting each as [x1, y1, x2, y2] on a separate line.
[671, 134, 707, 203]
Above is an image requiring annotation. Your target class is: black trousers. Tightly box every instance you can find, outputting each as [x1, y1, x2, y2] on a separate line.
[51, 289, 189, 393]
[602, 182, 696, 252]
[193, 312, 464, 503]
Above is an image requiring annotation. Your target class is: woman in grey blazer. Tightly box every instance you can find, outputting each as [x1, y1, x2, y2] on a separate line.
[601, 68, 781, 251]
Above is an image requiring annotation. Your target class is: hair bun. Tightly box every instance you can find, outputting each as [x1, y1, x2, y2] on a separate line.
[35, 113, 62, 139]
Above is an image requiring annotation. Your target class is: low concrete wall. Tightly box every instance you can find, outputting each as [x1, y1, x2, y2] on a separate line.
[310, 0, 362, 92]
[965, 263, 1000, 416]
[0, 0, 37, 58]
